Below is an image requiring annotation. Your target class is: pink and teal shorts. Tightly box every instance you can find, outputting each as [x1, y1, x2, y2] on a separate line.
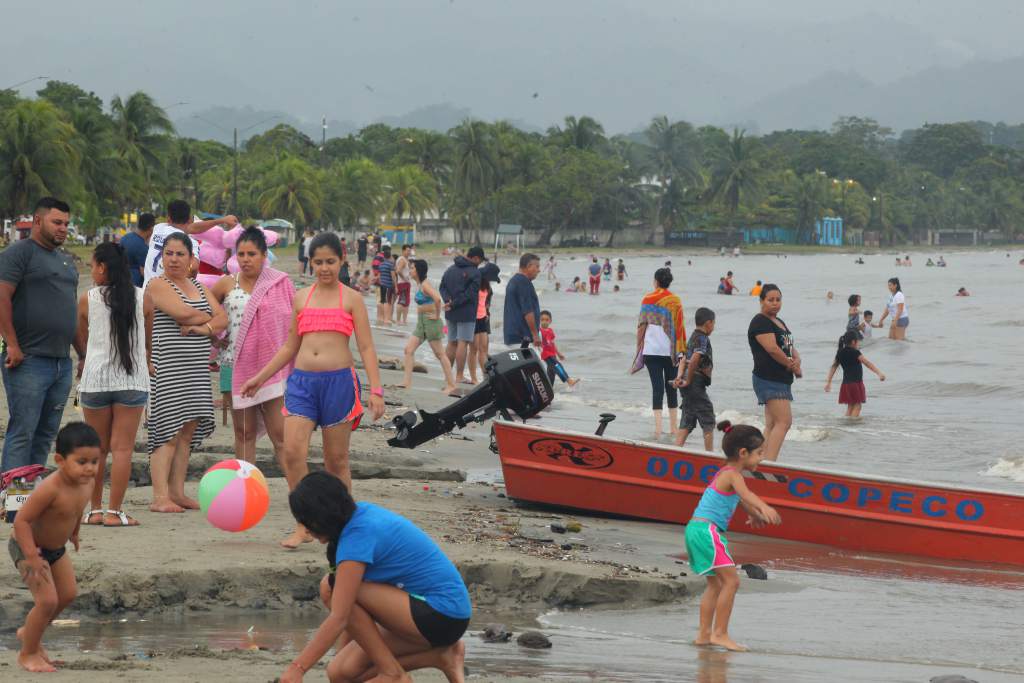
[684, 519, 734, 576]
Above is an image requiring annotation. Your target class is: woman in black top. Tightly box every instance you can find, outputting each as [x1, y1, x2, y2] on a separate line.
[747, 284, 801, 461]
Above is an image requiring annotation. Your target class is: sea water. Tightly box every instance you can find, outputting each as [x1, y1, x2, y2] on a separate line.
[404, 250, 1024, 490]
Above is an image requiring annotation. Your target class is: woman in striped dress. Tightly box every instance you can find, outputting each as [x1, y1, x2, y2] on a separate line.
[146, 232, 227, 513]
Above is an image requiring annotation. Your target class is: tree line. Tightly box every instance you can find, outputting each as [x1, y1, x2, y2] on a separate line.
[2, 80, 1022, 245]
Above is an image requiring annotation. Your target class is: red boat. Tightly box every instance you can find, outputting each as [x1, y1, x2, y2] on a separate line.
[493, 420, 1024, 567]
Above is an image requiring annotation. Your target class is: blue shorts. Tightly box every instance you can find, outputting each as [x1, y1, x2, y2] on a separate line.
[285, 368, 363, 429]
[752, 373, 793, 405]
[79, 389, 149, 409]
[896, 317, 909, 328]
[447, 321, 475, 343]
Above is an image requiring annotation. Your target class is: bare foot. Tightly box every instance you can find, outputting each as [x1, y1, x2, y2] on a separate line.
[18, 651, 56, 672]
[149, 499, 185, 513]
[442, 384, 458, 395]
[692, 631, 711, 646]
[567, 378, 580, 387]
[710, 634, 748, 652]
[17, 628, 54, 665]
[170, 496, 200, 510]
[280, 529, 314, 549]
[396, 383, 411, 390]
[438, 640, 466, 683]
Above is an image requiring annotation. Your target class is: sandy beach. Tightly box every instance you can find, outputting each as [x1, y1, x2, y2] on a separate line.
[0, 256, 704, 680]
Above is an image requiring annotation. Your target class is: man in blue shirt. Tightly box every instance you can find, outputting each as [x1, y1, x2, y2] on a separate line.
[503, 252, 542, 349]
[119, 212, 154, 287]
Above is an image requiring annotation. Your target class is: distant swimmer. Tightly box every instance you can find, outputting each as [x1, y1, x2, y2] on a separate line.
[602, 258, 612, 281]
[825, 330, 886, 418]
[855, 257, 865, 265]
[904, 255, 912, 266]
[926, 258, 935, 267]
[717, 271, 735, 295]
[895, 257, 903, 267]
[616, 258, 627, 281]
[861, 310, 874, 339]
[847, 294, 864, 338]
[956, 287, 970, 297]
[749, 280, 762, 297]
[875, 277, 909, 340]
[937, 256, 947, 267]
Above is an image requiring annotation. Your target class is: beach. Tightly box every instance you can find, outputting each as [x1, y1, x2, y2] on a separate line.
[2, 247, 1023, 681]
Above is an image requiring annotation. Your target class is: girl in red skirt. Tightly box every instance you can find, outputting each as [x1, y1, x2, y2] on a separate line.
[825, 331, 886, 417]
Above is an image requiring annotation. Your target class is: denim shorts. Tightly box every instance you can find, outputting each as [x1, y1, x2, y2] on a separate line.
[752, 373, 793, 405]
[896, 317, 909, 328]
[447, 320, 476, 343]
[79, 389, 149, 409]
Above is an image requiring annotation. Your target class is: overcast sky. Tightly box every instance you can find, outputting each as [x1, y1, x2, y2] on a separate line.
[3, 0, 1022, 132]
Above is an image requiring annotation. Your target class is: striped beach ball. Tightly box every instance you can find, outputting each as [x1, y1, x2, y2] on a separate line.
[198, 459, 270, 532]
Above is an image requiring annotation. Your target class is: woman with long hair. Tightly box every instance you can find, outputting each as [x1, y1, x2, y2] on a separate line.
[146, 232, 228, 513]
[76, 243, 153, 527]
[874, 277, 909, 340]
[398, 259, 457, 394]
[211, 226, 295, 463]
[634, 267, 686, 439]
[241, 232, 385, 549]
[747, 284, 801, 461]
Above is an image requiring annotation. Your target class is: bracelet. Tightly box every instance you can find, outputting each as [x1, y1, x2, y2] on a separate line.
[370, 387, 384, 397]
[204, 323, 214, 336]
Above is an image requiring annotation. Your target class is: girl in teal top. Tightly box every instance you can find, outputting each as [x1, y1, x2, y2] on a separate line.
[685, 420, 781, 652]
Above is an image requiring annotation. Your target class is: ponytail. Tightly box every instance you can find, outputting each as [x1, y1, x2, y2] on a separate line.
[93, 243, 138, 376]
[834, 330, 859, 366]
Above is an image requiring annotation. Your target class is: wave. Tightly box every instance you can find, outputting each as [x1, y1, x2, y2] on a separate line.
[716, 409, 830, 443]
[990, 320, 1024, 327]
[981, 456, 1024, 483]
[888, 381, 1022, 399]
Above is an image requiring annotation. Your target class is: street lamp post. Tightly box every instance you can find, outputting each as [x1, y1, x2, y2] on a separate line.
[2, 75, 48, 91]
[193, 114, 281, 216]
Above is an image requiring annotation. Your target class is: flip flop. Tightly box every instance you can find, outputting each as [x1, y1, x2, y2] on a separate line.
[103, 510, 140, 527]
[82, 509, 106, 525]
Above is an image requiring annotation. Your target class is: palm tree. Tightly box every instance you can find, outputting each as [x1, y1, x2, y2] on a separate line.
[549, 115, 606, 151]
[382, 165, 437, 223]
[643, 116, 701, 243]
[450, 119, 497, 243]
[324, 157, 384, 228]
[110, 91, 174, 194]
[787, 172, 830, 243]
[0, 99, 80, 217]
[708, 129, 762, 219]
[68, 105, 127, 215]
[257, 156, 322, 226]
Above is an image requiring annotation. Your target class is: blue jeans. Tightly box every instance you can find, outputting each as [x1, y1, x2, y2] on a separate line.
[1, 354, 73, 470]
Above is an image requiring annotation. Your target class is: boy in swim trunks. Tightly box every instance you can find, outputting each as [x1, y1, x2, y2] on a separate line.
[10, 422, 101, 672]
[673, 307, 716, 450]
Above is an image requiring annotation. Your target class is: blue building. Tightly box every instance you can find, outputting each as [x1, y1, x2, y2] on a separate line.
[815, 217, 844, 246]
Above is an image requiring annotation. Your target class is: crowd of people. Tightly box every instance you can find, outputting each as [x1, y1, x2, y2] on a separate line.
[2, 197, 480, 679]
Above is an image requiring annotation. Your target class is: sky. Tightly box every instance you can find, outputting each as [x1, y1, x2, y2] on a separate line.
[3, 0, 1023, 134]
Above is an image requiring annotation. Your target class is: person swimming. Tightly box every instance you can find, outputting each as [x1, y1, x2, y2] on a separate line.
[956, 287, 970, 297]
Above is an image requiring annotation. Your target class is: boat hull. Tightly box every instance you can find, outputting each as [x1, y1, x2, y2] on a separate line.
[493, 421, 1024, 566]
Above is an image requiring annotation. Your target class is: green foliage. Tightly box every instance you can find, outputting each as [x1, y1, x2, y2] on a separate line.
[0, 83, 1022, 244]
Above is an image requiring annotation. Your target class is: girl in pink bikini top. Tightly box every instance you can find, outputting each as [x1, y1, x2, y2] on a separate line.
[297, 282, 354, 337]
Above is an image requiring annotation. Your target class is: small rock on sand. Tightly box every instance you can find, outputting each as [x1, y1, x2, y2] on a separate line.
[517, 631, 552, 649]
[481, 623, 513, 643]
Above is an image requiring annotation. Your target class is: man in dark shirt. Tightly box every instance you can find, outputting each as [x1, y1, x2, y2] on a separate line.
[0, 197, 84, 470]
[357, 234, 368, 269]
[376, 246, 395, 324]
[440, 246, 483, 382]
[119, 212, 154, 287]
[503, 252, 542, 349]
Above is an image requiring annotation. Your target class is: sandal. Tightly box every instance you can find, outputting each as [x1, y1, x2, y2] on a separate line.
[103, 510, 140, 527]
[82, 509, 106, 525]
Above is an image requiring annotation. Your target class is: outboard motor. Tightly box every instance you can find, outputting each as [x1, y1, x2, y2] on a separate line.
[388, 348, 553, 448]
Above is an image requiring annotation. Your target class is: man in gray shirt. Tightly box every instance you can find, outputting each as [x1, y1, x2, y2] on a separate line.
[0, 197, 83, 470]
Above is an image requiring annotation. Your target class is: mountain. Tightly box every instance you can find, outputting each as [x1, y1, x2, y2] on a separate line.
[733, 55, 1024, 132]
[175, 106, 359, 146]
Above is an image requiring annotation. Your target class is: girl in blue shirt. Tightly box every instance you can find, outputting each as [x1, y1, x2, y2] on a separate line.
[282, 472, 470, 683]
[684, 421, 781, 652]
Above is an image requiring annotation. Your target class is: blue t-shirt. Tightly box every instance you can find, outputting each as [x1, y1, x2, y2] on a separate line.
[336, 503, 471, 619]
[502, 272, 540, 345]
[120, 232, 149, 288]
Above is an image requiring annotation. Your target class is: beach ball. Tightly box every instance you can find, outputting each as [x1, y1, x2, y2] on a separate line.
[198, 459, 270, 532]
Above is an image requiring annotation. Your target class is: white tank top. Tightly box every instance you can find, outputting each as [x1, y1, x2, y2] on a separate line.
[79, 286, 150, 393]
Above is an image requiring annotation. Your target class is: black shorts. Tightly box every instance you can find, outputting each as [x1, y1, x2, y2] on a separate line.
[379, 286, 393, 304]
[409, 595, 469, 647]
[9, 536, 65, 569]
[680, 378, 716, 433]
[474, 316, 490, 335]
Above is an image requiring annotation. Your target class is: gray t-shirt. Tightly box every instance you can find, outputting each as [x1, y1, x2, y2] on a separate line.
[0, 239, 79, 358]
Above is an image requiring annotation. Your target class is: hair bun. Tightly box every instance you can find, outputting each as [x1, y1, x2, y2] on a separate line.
[716, 420, 733, 433]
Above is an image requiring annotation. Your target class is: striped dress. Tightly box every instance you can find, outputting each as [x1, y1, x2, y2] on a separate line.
[147, 277, 215, 454]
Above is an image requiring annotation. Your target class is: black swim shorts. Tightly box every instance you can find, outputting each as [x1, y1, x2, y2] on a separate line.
[8, 536, 66, 569]
[409, 594, 469, 647]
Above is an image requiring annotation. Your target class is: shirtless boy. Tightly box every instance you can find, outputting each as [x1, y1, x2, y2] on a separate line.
[10, 422, 101, 672]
